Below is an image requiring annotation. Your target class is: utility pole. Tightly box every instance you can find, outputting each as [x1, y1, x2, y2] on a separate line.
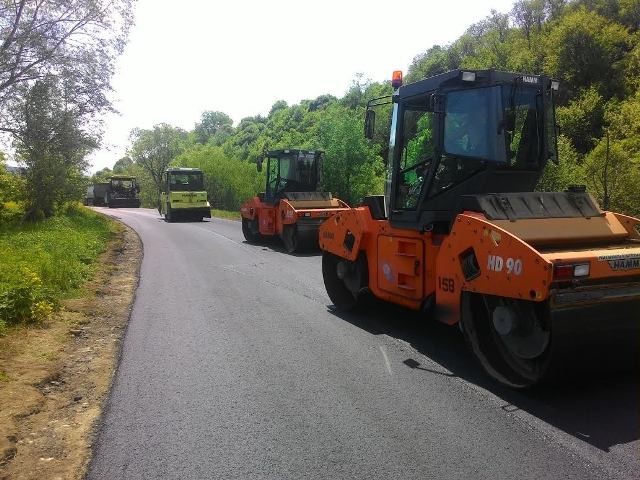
[603, 130, 610, 210]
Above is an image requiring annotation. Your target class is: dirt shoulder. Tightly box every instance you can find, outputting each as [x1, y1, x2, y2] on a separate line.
[0, 221, 142, 480]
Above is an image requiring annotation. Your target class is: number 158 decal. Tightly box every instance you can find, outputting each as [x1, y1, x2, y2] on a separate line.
[438, 277, 455, 293]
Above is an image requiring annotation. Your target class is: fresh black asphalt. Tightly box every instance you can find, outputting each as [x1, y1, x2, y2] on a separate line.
[87, 208, 639, 480]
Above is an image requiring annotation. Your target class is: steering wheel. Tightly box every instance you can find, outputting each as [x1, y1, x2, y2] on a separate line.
[399, 158, 431, 208]
[399, 157, 431, 176]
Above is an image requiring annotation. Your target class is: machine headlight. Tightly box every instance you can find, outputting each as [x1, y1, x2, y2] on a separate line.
[461, 71, 476, 82]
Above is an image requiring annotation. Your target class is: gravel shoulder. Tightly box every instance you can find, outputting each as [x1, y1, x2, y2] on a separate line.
[0, 221, 141, 480]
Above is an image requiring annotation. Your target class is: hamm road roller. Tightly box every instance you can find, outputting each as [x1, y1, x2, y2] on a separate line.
[319, 69, 640, 388]
[160, 167, 211, 222]
[240, 149, 349, 252]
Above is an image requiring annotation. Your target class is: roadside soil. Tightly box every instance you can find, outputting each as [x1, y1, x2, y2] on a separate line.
[0, 221, 141, 480]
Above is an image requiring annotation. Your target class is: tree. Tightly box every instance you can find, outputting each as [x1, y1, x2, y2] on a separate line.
[193, 111, 233, 144]
[555, 86, 605, 153]
[0, 153, 24, 203]
[14, 78, 97, 218]
[585, 133, 640, 214]
[269, 100, 288, 116]
[0, 0, 134, 219]
[315, 105, 384, 205]
[407, 45, 459, 82]
[92, 167, 113, 182]
[544, 8, 631, 97]
[308, 95, 336, 112]
[129, 124, 188, 201]
[0, 153, 25, 223]
[341, 73, 372, 109]
[0, 0, 134, 133]
[113, 156, 133, 173]
[512, 0, 547, 45]
[537, 135, 586, 191]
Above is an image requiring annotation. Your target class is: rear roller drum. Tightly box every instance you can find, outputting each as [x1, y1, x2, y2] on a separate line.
[282, 224, 300, 253]
[242, 218, 261, 243]
[461, 292, 552, 388]
[322, 252, 368, 311]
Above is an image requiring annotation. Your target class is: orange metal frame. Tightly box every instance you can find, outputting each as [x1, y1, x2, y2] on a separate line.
[240, 196, 350, 237]
[319, 207, 640, 325]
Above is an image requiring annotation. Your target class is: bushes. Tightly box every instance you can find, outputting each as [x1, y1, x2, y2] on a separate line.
[0, 206, 112, 333]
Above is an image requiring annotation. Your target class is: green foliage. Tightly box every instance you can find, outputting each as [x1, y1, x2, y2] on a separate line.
[555, 86, 605, 153]
[113, 156, 133, 173]
[116, 0, 640, 217]
[92, 167, 113, 183]
[537, 135, 586, 191]
[580, 90, 640, 214]
[584, 135, 640, 214]
[544, 7, 631, 97]
[14, 78, 97, 219]
[1, 1, 134, 220]
[0, 156, 25, 224]
[194, 111, 234, 145]
[314, 105, 385, 205]
[210, 209, 241, 220]
[0, 207, 112, 331]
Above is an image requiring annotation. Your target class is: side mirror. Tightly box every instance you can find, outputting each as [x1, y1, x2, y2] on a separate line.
[136, 185, 140, 193]
[256, 158, 263, 172]
[364, 109, 375, 139]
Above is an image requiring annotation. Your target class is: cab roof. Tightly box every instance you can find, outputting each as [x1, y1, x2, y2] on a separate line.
[165, 167, 203, 173]
[397, 69, 550, 99]
[267, 149, 324, 157]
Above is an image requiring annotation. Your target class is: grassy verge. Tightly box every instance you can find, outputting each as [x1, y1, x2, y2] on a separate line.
[0, 205, 113, 334]
[210, 208, 241, 220]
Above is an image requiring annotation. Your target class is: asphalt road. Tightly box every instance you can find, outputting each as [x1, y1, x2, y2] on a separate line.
[88, 208, 639, 480]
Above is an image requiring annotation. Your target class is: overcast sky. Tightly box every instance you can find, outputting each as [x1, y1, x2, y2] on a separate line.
[89, 0, 517, 172]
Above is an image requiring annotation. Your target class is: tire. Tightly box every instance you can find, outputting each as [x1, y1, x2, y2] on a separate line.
[322, 251, 368, 311]
[460, 292, 552, 389]
[242, 218, 260, 243]
[166, 204, 174, 223]
[282, 224, 299, 253]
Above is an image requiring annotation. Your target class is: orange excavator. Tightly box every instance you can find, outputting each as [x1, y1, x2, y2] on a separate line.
[319, 69, 640, 388]
[240, 149, 349, 252]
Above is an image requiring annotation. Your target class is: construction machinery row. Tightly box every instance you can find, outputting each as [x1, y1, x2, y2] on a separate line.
[149, 68, 638, 388]
[233, 68, 639, 388]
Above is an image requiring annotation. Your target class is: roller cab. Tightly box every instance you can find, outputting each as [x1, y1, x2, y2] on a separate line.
[240, 149, 349, 253]
[319, 69, 640, 388]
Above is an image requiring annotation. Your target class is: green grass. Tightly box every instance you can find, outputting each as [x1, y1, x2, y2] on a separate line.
[0, 371, 8, 382]
[210, 209, 241, 221]
[0, 205, 113, 329]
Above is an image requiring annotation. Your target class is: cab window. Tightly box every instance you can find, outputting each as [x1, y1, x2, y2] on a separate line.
[395, 107, 435, 210]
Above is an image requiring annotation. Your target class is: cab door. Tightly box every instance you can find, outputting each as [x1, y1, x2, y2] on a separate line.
[376, 235, 424, 301]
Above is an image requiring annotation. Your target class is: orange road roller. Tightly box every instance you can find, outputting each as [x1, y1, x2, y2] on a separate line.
[240, 149, 349, 252]
[319, 69, 640, 388]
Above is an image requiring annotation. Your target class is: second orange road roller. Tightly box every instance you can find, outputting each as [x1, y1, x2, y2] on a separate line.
[240, 149, 349, 252]
[319, 69, 640, 388]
